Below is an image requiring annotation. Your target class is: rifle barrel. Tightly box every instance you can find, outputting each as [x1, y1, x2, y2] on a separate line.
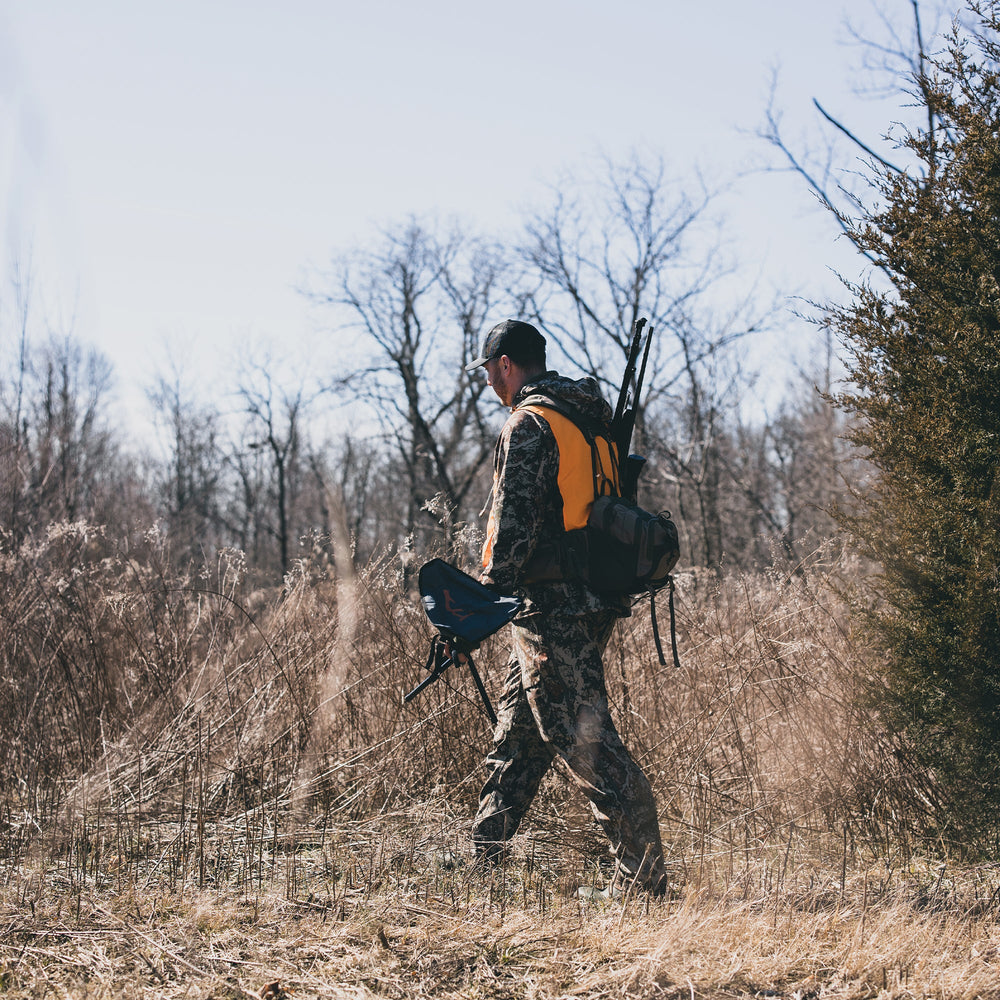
[624, 322, 654, 454]
[634, 323, 653, 412]
[613, 318, 646, 429]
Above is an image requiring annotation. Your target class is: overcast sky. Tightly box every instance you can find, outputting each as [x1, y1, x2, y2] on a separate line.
[1, 1, 933, 432]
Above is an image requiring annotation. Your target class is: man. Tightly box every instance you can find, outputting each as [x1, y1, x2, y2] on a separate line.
[466, 318, 666, 894]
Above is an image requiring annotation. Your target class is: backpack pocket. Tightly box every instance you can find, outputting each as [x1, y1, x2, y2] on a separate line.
[584, 495, 680, 594]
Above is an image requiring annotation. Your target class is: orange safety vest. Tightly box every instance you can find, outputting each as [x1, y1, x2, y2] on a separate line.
[483, 403, 619, 569]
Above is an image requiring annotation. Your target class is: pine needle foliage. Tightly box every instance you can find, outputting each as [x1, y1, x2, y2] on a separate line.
[829, 1, 1000, 847]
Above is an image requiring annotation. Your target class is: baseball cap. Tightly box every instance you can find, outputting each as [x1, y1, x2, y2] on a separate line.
[465, 320, 546, 371]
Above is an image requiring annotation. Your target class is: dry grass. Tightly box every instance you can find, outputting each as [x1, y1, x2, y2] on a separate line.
[1, 526, 995, 997]
[5, 836, 1000, 999]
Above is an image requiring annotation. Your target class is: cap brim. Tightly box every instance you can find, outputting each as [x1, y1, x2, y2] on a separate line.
[464, 356, 489, 371]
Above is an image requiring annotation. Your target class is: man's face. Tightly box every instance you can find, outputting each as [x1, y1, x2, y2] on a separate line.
[484, 356, 514, 407]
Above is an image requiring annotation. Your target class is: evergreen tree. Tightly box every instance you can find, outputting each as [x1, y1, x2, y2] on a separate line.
[831, 1, 1000, 844]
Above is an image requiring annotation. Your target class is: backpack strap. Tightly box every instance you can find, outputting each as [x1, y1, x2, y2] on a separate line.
[647, 577, 682, 669]
[517, 392, 607, 441]
[649, 589, 666, 666]
[667, 576, 682, 669]
[517, 393, 621, 500]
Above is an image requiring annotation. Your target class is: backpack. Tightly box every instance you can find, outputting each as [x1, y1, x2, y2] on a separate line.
[519, 393, 682, 667]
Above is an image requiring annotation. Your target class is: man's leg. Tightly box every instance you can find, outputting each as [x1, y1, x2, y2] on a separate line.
[472, 649, 555, 860]
[517, 610, 666, 890]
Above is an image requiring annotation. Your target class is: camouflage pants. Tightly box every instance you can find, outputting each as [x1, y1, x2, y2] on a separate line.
[472, 609, 665, 888]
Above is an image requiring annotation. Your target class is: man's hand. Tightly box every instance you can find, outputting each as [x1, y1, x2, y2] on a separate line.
[444, 640, 473, 666]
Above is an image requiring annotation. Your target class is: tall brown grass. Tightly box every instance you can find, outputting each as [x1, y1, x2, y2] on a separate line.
[3, 524, 990, 999]
[0, 525, 939, 862]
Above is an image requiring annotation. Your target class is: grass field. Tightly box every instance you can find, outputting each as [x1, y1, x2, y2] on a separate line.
[2, 527, 997, 998]
[6, 824, 1000, 998]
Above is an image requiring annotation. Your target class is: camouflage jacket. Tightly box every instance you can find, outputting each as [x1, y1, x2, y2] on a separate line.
[481, 371, 629, 618]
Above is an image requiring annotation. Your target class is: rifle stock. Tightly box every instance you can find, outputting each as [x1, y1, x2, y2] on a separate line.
[620, 454, 647, 505]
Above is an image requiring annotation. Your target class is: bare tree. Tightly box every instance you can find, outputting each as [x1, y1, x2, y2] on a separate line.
[147, 359, 225, 563]
[713, 331, 857, 567]
[0, 326, 150, 539]
[310, 220, 512, 556]
[523, 153, 769, 568]
[307, 434, 391, 567]
[229, 356, 326, 580]
[745, 0, 954, 566]
[24, 336, 123, 526]
[0, 257, 34, 537]
[758, 0, 951, 256]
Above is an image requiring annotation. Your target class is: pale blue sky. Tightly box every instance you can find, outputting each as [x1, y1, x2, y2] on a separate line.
[2, 1, 929, 427]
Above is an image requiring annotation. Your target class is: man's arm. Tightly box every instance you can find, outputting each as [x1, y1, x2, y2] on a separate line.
[481, 410, 557, 592]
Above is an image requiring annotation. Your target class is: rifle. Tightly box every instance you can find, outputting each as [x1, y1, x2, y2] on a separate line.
[611, 318, 654, 503]
[608, 317, 683, 670]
